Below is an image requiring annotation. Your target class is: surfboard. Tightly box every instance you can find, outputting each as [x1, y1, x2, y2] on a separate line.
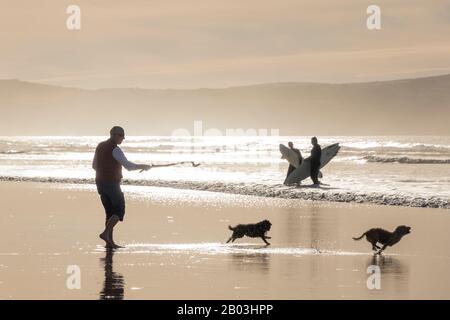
[279, 144, 300, 168]
[284, 143, 340, 185]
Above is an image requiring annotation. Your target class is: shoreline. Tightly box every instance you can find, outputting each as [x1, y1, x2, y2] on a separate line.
[1, 175, 448, 209]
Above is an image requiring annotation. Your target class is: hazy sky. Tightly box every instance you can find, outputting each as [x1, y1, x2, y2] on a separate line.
[1, 0, 450, 89]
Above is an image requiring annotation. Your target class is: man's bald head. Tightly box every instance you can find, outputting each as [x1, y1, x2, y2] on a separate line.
[110, 126, 125, 144]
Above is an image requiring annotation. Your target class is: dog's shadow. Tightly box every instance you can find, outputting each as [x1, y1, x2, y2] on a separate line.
[367, 254, 407, 275]
[228, 252, 271, 273]
[366, 254, 410, 294]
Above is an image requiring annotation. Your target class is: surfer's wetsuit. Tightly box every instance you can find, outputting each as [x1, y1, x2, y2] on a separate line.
[310, 144, 321, 184]
[286, 148, 302, 179]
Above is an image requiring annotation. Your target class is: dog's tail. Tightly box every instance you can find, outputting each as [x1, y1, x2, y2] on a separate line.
[228, 225, 234, 231]
[352, 232, 366, 241]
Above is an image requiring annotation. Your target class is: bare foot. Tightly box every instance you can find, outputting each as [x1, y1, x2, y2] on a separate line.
[100, 232, 117, 249]
[99, 232, 109, 243]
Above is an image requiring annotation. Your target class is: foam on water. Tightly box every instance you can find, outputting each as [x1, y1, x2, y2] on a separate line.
[93, 242, 370, 256]
[0, 175, 449, 209]
[364, 156, 450, 164]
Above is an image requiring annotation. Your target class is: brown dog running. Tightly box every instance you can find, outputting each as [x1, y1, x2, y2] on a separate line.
[353, 225, 411, 254]
[226, 220, 272, 245]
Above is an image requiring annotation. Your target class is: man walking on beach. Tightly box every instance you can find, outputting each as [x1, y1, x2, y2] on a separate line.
[286, 141, 302, 179]
[310, 137, 322, 185]
[92, 126, 151, 248]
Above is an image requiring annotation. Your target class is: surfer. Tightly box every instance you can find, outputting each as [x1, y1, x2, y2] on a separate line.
[310, 137, 321, 185]
[92, 126, 151, 248]
[286, 141, 302, 180]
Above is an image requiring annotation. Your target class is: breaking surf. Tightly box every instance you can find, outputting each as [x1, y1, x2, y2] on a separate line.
[1, 175, 448, 209]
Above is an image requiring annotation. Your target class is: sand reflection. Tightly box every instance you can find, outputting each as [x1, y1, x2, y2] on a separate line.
[99, 248, 125, 300]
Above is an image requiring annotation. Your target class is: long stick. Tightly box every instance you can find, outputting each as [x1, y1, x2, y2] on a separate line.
[140, 161, 201, 172]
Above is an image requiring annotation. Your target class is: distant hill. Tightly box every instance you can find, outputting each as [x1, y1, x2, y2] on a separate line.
[0, 75, 449, 135]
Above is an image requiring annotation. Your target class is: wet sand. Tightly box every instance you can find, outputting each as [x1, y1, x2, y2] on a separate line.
[1, 181, 450, 299]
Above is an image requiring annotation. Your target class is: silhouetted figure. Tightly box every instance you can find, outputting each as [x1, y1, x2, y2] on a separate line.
[99, 248, 124, 300]
[286, 141, 302, 179]
[93, 126, 151, 248]
[310, 137, 321, 184]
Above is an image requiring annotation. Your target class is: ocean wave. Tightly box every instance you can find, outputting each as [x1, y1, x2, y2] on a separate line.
[343, 142, 450, 153]
[1, 175, 448, 209]
[364, 156, 450, 164]
[0, 150, 29, 154]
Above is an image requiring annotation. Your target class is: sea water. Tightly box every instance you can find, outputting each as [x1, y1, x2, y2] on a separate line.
[0, 136, 449, 208]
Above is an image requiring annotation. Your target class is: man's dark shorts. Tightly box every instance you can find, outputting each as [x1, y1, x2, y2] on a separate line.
[96, 182, 125, 222]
